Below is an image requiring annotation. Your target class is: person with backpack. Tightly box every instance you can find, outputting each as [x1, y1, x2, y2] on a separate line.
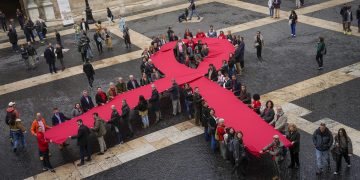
[6, 102, 20, 146]
[178, 8, 189, 23]
[9, 118, 26, 152]
[315, 37, 326, 70]
[260, 135, 286, 179]
[20, 44, 30, 70]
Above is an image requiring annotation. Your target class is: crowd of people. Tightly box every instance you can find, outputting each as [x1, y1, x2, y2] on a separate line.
[1, 1, 358, 178]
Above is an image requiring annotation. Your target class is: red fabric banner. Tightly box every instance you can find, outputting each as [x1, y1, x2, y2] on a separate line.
[45, 38, 290, 157]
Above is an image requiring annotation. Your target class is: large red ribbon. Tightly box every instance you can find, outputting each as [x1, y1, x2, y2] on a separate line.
[45, 38, 290, 157]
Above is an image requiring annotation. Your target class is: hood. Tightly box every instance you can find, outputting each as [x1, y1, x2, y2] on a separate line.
[6, 107, 15, 113]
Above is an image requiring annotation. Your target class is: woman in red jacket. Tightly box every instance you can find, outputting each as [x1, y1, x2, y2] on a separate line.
[37, 126, 55, 172]
[216, 118, 226, 159]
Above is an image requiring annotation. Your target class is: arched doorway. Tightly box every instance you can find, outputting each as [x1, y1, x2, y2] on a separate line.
[0, 0, 24, 20]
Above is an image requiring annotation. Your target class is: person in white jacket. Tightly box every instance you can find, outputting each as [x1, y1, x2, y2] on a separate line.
[268, 0, 274, 18]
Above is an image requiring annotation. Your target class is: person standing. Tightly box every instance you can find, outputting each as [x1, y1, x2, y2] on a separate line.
[123, 26, 132, 48]
[333, 128, 352, 175]
[9, 118, 26, 152]
[121, 99, 133, 137]
[254, 31, 264, 61]
[207, 25, 217, 38]
[268, 0, 274, 18]
[7, 26, 19, 52]
[20, 44, 30, 70]
[273, 0, 281, 18]
[261, 100, 275, 123]
[109, 105, 123, 144]
[234, 37, 245, 74]
[71, 103, 83, 117]
[27, 42, 37, 69]
[71, 119, 92, 166]
[149, 84, 161, 123]
[0, 11, 7, 32]
[44, 43, 57, 74]
[193, 87, 203, 126]
[5, 102, 20, 144]
[34, 20, 45, 43]
[94, 31, 104, 54]
[107, 7, 115, 24]
[24, 17, 35, 43]
[174, 39, 187, 64]
[269, 107, 288, 134]
[116, 77, 128, 93]
[340, 4, 348, 34]
[216, 118, 226, 159]
[231, 131, 248, 178]
[344, 6, 353, 35]
[356, 5, 360, 32]
[30, 113, 51, 136]
[92, 113, 107, 155]
[55, 43, 65, 71]
[136, 95, 150, 128]
[80, 18, 89, 32]
[169, 79, 181, 116]
[289, 10, 298, 37]
[202, 101, 211, 141]
[127, 75, 140, 90]
[55, 30, 62, 47]
[260, 135, 285, 179]
[74, 23, 81, 42]
[208, 108, 217, 152]
[95, 87, 108, 106]
[104, 28, 113, 51]
[36, 126, 55, 172]
[16, 9, 24, 30]
[188, 0, 201, 20]
[83, 61, 95, 88]
[315, 37, 326, 70]
[80, 90, 95, 113]
[286, 123, 300, 169]
[184, 83, 194, 120]
[296, 0, 301, 9]
[51, 108, 70, 126]
[313, 122, 333, 175]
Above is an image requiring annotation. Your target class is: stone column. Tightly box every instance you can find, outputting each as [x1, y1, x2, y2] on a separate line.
[26, 0, 40, 21]
[40, 0, 56, 20]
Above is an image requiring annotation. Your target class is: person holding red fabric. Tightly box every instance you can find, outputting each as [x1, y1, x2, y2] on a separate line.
[95, 87, 108, 106]
[31, 113, 51, 136]
[216, 118, 226, 159]
[196, 29, 206, 38]
[218, 31, 226, 39]
[183, 28, 193, 39]
[37, 126, 55, 172]
[107, 82, 117, 100]
[252, 94, 261, 114]
[260, 135, 285, 180]
[186, 37, 195, 50]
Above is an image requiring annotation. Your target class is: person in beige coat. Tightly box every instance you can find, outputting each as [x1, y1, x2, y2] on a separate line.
[270, 107, 288, 134]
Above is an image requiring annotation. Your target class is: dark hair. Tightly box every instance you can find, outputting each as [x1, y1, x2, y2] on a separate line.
[319, 37, 324, 42]
[265, 100, 274, 109]
[93, 112, 99, 116]
[253, 94, 260, 101]
[139, 95, 146, 102]
[337, 128, 349, 142]
[77, 119, 83, 123]
[53, 107, 58, 111]
[236, 131, 243, 138]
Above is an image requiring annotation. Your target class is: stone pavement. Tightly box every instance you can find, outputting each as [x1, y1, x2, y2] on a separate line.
[0, 0, 359, 179]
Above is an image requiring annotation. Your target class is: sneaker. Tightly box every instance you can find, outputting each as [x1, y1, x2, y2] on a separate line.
[333, 171, 338, 175]
[42, 167, 49, 171]
[50, 169, 56, 173]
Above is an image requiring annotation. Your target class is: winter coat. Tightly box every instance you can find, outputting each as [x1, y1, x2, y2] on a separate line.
[92, 117, 107, 137]
[149, 89, 160, 112]
[312, 127, 333, 151]
[286, 131, 300, 153]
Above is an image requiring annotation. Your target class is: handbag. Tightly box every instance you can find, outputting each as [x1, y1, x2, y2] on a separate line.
[288, 20, 292, 25]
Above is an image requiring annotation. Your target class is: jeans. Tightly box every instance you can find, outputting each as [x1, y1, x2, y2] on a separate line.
[204, 126, 210, 141]
[97, 136, 107, 153]
[48, 61, 57, 73]
[11, 130, 26, 150]
[335, 148, 350, 173]
[269, 8, 274, 17]
[185, 100, 193, 118]
[291, 23, 296, 36]
[315, 149, 330, 171]
[189, 9, 200, 19]
[316, 54, 323, 67]
[79, 144, 91, 163]
[210, 134, 217, 152]
[39, 150, 53, 169]
[37, 31, 44, 41]
[141, 115, 150, 128]
[172, 99, 181, 115]
[75, 33, 80, 42]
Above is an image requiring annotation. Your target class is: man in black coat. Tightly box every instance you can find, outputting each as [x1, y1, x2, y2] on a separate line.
[80, 90, 94, 112]
[127, 75, 140, 90]
[149, 84, 161, 123]
[169, 79, 181, 116]
[234, 37, 245, 73]
[44, 43, 57, 74]
[51, 107, 70, 126]
[83, 61, 95, 87]
[71, 119, 91, 166]
[80, 18, 89, 31]
[0, 11, 7, 32]
[7, 26, 19, 52]
[193, 87, 203, 126]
